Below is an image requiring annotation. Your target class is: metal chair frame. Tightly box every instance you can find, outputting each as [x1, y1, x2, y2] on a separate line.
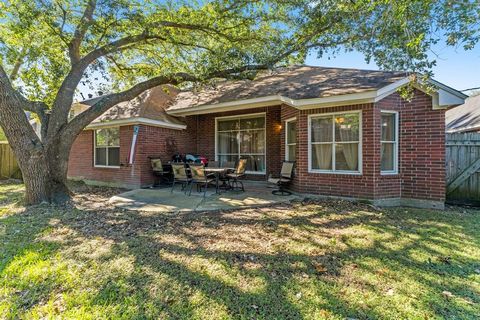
[268, 161, 295, 196]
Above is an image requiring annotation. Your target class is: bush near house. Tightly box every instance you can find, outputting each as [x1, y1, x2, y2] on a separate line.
[0, 181, 479, 319]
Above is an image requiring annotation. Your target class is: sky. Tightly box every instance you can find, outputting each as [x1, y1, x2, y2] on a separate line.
[306, 44, 480, 94]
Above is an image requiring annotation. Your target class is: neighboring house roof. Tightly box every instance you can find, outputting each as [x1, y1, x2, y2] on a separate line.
[75, 85, 186, 130]
[446, 94, 480, 133]
[166, 65, 466, 116]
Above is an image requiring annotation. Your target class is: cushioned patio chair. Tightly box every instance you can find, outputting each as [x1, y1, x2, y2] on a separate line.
[268, 161, 295, 196]
[226, 158, 248, 191]
[171, 163, 191, 193]
[149, 157, 167, 186]
[188, 164, 216, 198]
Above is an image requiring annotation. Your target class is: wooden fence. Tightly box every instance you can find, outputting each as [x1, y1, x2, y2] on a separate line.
[0, 142, 21, 179]
[446, 132, 480, 204]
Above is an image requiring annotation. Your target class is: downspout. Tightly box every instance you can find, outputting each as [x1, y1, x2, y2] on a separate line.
[129, 125, 139, 165]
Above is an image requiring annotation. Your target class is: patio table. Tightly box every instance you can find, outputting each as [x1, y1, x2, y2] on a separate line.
[205, 167, 234, 194]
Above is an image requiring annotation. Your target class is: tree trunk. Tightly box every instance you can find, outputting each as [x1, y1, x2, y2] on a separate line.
[15, 144, 71, 205]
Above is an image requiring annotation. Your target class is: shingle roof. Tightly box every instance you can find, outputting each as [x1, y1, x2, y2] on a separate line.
[77, 85, 186, 127]
[166, 65, 407, 112]
[446, 94, 480, 132]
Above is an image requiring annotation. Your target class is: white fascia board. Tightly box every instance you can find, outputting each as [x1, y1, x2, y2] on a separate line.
[167, 95, 290, 116]
[294, 91, 377, 109]
[374, 77, 466, 109]
[167, 91, 378, 116]
[374, 77, 411, 102]
[86, 117, 187, 130]
[446, 124, 480, 133]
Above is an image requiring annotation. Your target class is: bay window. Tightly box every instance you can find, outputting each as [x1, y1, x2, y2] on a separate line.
[309, 111, 361, 173]
[285, 118, 297, 161]
[216, 114, 266, 173]
[381, 111, 398, 173]
[94, 128, 120, 167]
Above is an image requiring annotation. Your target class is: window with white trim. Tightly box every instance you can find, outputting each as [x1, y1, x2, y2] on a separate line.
[94, 128, 120, 167]
[381, 111, 398, 173]
[285, 119, 297, 161]
[216, 114, 265, 173]
[309, 112, 361, 173]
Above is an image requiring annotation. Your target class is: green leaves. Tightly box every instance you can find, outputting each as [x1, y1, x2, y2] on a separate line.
[0, 0, 478, 109]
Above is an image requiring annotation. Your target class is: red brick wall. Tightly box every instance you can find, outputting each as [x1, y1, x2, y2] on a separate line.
[374, 95, 402, 199]
[279, 105, 300, 189]
[400, 91, 445, 202]
[137, 118, 197, 186]
[68, 123, 194, 188]
[68, 126, 142, 188]
[188, 106, 282, 179]
[374, 90, 445, 202]
[293, 104, 377, 199]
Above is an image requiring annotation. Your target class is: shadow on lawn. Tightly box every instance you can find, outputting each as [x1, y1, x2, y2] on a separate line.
[1, 186, 479, 319]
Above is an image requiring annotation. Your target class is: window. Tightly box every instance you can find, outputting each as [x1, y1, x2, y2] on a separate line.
[285, 118, 297, 161]
[309, 112, 361, 173]
[216, 114, 265, 173]
[94, 128, 120, 167]
[381, 111, 398, 173]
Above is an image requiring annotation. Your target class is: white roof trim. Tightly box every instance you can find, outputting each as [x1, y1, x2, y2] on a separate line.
[166, 77, 467, 116]
[446, 124, 480, 133]
[85, 117, 186, 130]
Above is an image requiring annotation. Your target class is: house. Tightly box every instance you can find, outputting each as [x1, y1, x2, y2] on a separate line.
[446, 94, 480, 133]
[68, 66, 467, 209]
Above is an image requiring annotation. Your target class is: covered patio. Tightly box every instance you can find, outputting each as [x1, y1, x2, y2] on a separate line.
[109, 181, 300, 213]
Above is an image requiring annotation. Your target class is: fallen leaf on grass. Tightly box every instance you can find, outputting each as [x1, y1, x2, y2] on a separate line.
[385, 288, 394, 296]
[312, 261, 327, 273]
[438, 256, 452, 264]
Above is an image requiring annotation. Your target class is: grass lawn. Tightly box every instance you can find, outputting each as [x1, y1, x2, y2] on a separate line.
[1, 180, 479, 319]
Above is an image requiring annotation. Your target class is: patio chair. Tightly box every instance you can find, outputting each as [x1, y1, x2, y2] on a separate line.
[268, 161, 295, 196]
[149, 157, 167, 186]
[171, 163, 191, 193]
[218, 161, 236, 190]
[226, 158, 248, 191]
[188, 164, 216, 198]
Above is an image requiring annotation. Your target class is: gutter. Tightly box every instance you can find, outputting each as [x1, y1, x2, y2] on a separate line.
[85, 117, 187, 130]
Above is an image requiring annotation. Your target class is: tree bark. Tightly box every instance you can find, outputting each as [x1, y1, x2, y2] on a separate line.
[15, 151, 71, 205]
[0, 66, 71, 205]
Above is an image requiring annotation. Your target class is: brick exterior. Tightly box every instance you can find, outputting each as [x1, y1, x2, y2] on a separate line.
[68, 89, 446, 207]
[192, 106, 282, 180]
[375, 90, 445, 203]
[68, 121, 195, 188]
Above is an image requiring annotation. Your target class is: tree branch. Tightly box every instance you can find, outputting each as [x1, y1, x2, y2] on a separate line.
[61, 64, 269, 140]
[0, 64, 43, 150]
[9, 47, 28, 80]
[68, 0, 97, 64]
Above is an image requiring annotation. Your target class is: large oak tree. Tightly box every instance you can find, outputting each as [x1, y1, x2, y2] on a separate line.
[0, 0, 478, 204]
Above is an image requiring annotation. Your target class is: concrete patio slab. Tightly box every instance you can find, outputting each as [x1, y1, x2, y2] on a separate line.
[109, 182, 300, 212]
